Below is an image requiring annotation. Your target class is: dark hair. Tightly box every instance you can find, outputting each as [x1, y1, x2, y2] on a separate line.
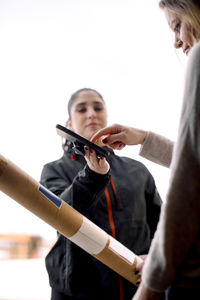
[67, 88, 104, 118]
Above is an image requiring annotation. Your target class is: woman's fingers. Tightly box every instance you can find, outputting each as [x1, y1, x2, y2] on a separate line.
[91, 124, 147, 147]
[91, 124, 123, 143]
[109, 141, 126, 150]
[84, 146, 110, 175]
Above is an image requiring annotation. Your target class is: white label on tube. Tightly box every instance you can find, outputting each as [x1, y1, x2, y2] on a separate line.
[69, 216, 108, 254]
[108, 236, 143, 267]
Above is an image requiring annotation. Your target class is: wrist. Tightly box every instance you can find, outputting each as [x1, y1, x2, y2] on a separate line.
[86, 165, 110, 177]
[141, 130, 147, 145]
[138, 130, 147, 145]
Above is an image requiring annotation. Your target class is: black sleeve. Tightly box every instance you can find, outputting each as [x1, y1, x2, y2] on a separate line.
[40, 162, 72, 196]
[145, 174, 162, 239]
[60, 166, 110, 215]
[40, 163, 110, 217]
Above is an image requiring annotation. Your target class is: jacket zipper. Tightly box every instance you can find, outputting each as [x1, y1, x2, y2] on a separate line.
[104, 178, 124, 300]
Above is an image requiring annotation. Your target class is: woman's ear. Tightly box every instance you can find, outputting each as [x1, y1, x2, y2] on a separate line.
[66, 119, 72, 130]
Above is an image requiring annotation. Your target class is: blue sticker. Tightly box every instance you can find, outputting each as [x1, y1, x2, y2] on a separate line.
[38, 185, 62, 208]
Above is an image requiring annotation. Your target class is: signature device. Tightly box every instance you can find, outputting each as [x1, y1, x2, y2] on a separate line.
[56, 124, 110, 159]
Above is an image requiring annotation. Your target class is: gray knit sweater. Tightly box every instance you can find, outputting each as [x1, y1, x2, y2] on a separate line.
[140, 132, 173, 168]
[140, 41, 200, 291]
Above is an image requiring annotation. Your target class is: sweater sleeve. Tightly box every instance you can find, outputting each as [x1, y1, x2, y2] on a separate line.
[139, 131, 174, 168]
[142, 42, 200, 291]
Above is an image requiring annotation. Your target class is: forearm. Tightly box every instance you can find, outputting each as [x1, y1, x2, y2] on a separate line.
[132, 282, 165, 300]
[60, 166, 110, 215]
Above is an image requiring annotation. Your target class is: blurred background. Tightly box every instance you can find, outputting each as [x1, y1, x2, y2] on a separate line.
[0, 0, 187, 299]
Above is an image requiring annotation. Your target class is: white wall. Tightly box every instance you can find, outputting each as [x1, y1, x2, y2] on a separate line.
[0, 0, 187, 240]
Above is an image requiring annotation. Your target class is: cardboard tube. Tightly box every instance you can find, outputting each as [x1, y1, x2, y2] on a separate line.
[0, 154, 142, 285]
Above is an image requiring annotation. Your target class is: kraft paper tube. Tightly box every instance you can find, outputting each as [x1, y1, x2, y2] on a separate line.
[0, 153, 142, 285]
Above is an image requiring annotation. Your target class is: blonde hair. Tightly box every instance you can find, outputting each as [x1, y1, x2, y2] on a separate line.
[159, 0, 200, 41]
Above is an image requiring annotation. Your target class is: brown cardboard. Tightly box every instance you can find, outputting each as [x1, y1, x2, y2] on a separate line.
[0, 155, 82, 237]
[0, 153, 140, 285]
[94, 237, 139, 284]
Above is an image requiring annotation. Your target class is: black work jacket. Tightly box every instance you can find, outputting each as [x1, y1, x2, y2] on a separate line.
[40, 148, 162, 300]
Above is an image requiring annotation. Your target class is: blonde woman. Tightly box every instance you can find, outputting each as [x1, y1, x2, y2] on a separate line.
[92, 1, 200, 299]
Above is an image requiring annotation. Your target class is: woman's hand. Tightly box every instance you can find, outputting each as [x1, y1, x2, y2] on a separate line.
[135, 254, 148, 285]
[91, 124, 147, 150]
[132, 282, 166, 300]
[84, 146, 110, 175]
[133, 256, 166, 299]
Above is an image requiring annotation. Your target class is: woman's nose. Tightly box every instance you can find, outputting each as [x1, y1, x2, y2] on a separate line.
[174, 34, 183, 49]
[88, 108, 96, 118]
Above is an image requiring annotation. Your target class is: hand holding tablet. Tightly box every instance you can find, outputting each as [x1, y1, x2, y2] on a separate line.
[56, 124, 110, 159]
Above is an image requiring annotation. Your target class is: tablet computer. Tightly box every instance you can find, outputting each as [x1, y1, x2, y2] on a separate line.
[56, 124, 110, 159]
